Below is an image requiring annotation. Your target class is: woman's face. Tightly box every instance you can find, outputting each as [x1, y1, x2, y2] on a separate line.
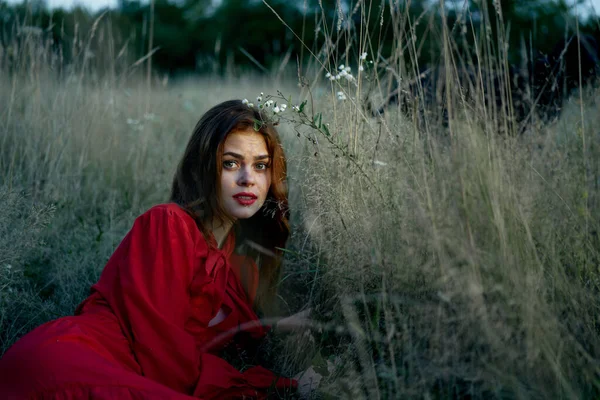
[219, 129, 272, 220]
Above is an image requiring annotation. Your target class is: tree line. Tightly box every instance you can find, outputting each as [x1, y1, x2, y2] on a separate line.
[0, 0, 598, 76]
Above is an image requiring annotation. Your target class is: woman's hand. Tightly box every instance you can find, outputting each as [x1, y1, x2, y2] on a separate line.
[294, 365, 323, 399]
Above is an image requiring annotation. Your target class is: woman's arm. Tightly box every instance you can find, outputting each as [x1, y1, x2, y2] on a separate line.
[92, 205, 203, 394]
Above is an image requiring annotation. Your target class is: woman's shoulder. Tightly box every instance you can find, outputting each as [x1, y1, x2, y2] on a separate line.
[142, 202, 193, 219]
[135, 203, 222, 259]
[136, 203, 201, 239]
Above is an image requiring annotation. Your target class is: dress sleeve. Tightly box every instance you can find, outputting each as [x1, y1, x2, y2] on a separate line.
[93, 206, 203, 394]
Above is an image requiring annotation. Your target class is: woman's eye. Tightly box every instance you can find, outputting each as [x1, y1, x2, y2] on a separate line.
[223, 160, 237, 169]
[255, 163, 269, 170]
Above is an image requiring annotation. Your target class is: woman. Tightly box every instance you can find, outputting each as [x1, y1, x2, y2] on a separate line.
[0, 100, 304, 399]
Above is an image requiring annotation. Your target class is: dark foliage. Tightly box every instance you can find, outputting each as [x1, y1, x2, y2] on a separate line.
[1, 0, 599, 78]
[369, 34, 600, 132]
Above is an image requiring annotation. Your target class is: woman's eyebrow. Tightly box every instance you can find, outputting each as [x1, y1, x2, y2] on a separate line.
[223, 151, 270, 160]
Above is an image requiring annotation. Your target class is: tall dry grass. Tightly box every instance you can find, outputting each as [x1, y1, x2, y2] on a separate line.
[1, 2, 600, 399]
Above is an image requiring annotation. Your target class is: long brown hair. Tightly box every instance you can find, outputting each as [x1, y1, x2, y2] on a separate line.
[170, 99, 289, 315]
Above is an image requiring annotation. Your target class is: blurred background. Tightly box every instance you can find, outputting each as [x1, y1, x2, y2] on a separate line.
[2, 0, 600, 77]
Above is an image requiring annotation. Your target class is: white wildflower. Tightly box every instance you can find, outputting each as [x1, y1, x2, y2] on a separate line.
[280, 104, 287, 111]
[359, 65, 364, 71]
[273, 106, 281, 113]
[325, 72, 331, 78]
[337, 91, 347, 101]
[5, 264, 12, 270]
[329, 75, 337, 81]
[242, 99, 249, 105]
[292, 105, 300, 112]
[338, 64, 345, 70]
[248, 103, 254, 108]
[360, 52, 368, 60]
[265, 100, 274, 108]
[344, 66, 351, 73]
[127, 118, 139, 125]
[256, 96, 262, 103]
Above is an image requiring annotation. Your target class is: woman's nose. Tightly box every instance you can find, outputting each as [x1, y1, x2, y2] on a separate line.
[237, 166, 255, 186]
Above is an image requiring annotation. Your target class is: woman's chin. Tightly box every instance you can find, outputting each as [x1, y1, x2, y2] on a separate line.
[229, 207, 259, 220]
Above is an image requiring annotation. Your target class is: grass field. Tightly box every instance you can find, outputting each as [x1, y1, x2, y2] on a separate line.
[1, 6, 600, 399]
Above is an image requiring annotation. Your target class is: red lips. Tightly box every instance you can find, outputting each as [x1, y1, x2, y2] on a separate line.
[233, 192, 257, 206]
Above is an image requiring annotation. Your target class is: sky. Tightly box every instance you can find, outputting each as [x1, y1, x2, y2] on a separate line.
[5, 0, 600, 16]
[5, 0, 112, 11]
[47, 0, 116, 9]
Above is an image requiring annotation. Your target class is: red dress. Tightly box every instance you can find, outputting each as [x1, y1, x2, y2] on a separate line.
[0, 203, 297, 399]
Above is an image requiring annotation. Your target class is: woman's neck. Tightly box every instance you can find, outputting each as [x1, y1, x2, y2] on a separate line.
[208, 219, 234, 249]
